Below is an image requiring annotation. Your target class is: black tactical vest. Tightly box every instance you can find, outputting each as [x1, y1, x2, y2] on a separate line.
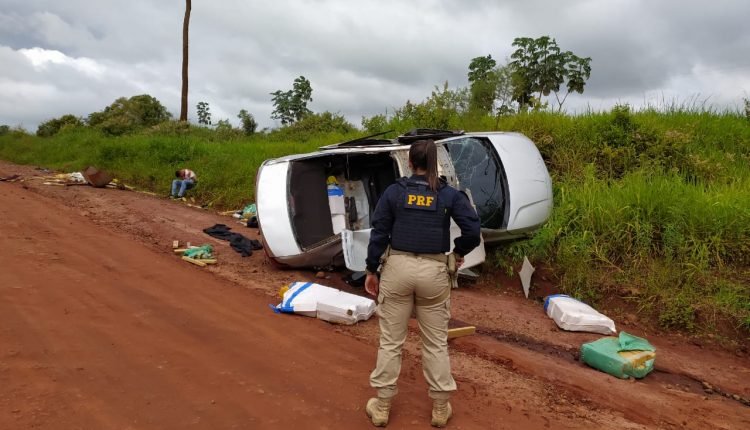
[390, 178, 451, 254]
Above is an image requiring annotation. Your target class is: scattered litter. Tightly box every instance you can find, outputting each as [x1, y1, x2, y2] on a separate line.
[173, 243, 217, 266]
[448, 326, 476, 340]
[68, 172, 86, 183]
[172, 240, 180, 249]
[544, 294, 616, 335]
[519, 256, 535, 298]
[30, 167, 135, 190]
[0, 174, 22, 182]
[241, 203, 257, 220]
[203, 224, 263, 257]
[315, 271, 327, 279]
[81, 166, 114, 188]
[581, 332, 656, 379]
[274, 281, 376, 325]
[183, 244, 213, 260]
[182, 256, 207, 267]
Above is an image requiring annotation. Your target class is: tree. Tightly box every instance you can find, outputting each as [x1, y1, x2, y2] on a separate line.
[196, 101, 211, 125]
[237, 109, 257, 135]
[391, 82, 469, 130]
[180, 0, 191, 122]
[493, 64, 515, 115]
[271, 76, 313, 125]
[36, 114, 84, 137]
[88, 94, 171, 135]
[509, 36, 591, 112]
[467, 55, 498, 113]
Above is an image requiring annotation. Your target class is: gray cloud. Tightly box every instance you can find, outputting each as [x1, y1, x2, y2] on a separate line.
[1, 0, 749, 131]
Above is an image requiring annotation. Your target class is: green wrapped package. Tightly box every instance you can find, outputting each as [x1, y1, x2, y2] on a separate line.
[580, 332, 656, 379]
[183, 244, 213, 260]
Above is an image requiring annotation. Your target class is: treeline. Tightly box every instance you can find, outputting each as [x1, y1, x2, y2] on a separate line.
[22, 36, 597, 139]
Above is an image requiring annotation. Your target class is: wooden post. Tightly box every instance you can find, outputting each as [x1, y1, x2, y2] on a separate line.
[448, 326, 476, 340]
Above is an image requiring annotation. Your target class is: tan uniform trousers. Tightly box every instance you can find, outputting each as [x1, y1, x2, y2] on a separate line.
[369, 253, 456, 400]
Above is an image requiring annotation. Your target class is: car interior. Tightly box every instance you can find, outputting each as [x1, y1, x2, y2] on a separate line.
[288, 152, 399, 249]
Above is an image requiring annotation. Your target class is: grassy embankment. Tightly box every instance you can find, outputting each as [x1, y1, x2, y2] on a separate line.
[1, 108, 748, 336]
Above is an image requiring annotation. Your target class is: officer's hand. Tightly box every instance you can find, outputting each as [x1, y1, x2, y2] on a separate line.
[455, 255, 465, 269]
[365, 273, 379, 297]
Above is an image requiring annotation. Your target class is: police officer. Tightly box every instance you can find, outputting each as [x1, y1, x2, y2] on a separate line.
[364, 139, 481, 427]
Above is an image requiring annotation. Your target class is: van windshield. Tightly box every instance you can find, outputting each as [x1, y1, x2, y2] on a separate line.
[443, 137, 508, 229]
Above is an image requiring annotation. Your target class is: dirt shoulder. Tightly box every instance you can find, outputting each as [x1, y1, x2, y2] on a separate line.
[1, 161, 748, 430]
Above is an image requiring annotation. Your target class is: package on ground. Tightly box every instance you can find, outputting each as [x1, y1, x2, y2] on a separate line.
[183, 244, 213, 259]
[544, 294, 616, 335]
[581, 332, 656, 379]
[276, 281, 375, 325]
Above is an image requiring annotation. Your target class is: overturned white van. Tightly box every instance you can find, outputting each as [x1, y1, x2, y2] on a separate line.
[256, 129, 553, 271]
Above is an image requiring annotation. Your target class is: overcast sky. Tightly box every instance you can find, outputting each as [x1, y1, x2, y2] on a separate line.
[1, 0, 749, 130]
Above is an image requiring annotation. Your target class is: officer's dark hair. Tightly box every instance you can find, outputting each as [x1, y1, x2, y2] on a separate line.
[409, 139, 439, 191]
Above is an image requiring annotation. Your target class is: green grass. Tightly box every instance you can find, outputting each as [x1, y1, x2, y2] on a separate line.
[1, 107, 749, 335]
[0, 127, 355, 207]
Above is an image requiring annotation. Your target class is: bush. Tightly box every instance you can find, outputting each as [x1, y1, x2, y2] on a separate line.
[271, 111, 355, 140]
[0, 125, 9, 135]
[36, 114, 84, 137]
[88, 94, 172, 136]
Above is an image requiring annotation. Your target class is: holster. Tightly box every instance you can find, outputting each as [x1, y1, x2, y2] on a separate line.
[447, 252, 459, 289]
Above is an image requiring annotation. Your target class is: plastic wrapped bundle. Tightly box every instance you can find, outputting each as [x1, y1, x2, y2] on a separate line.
[544, 294, 616, 335]
[581, 332, 656, 379]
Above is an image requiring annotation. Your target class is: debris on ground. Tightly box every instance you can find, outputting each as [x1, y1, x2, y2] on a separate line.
[519, 256, 535, 298]
[448, 326, 476, 340]
[0, 174, 22, 182]
[203, 224, 262, 257]
[274, 281, 376, 325]
[81, 166, 114, 187]
[581, 332, 656, 379]
[221, 203, 258, 227]
[30, 167, 136, 190]
[544, 294, 616, 335]
[173, 243, 217, 266]
[183, 244, 214, 260]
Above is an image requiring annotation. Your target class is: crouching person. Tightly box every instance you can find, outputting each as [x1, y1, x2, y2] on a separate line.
[171, 168, 197, 198]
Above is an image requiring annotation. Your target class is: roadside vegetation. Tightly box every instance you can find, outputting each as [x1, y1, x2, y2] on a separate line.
[1, 35, 748, 338]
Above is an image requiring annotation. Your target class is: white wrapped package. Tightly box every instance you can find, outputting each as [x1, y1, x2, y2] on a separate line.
[544, 294, 616, 335]
[276, 281, 376, 325]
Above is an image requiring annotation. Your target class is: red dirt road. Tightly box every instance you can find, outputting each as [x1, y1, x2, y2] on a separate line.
[1, 161, 748, 429]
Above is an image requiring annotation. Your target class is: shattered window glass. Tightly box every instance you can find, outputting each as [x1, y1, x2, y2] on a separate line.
[444, 137, 506, 229]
